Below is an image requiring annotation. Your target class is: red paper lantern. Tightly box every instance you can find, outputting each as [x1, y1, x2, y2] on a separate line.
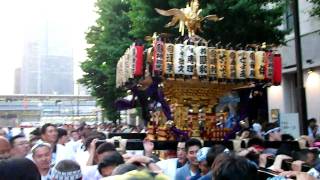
[134, 45, 144, 77]
[153, 38, 164, 76]
[272, 53, 282, 85]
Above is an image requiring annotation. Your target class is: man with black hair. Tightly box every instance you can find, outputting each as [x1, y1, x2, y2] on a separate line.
[9, 135, 30, 158]
[264, 123, 282, 142]
[308, 118, 320, 139]
[40, 123, 58, 146]
[156, 141, 187, 179]
[98, 151, 124, 177]
[82, 141, 116, 180]
[198, 144, 228, 180]
[111, 163, 138, 175]
[75, 131, 106, 169]
[0, 158, 41, 180]
[175, 138, 202, 180]
[56, 128, 73, 162]
[212, 153, 258, 180]
[263, 123, 282, 155]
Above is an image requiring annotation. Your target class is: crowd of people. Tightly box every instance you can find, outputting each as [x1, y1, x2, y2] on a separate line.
[0, 119, 320, 180]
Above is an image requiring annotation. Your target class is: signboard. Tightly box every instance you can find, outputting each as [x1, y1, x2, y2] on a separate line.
[280, 113, 300, 139]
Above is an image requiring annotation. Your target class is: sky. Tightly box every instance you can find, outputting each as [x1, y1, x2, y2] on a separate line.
[0, 0, 98, 94]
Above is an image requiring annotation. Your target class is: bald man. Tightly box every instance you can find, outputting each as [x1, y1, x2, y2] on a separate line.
[0, 137, 11, 161]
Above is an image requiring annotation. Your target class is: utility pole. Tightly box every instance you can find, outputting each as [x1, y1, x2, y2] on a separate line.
[292, 0, 308, 135]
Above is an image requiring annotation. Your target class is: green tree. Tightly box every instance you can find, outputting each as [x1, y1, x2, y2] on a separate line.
[80, 0, 288, 121]
[80, 0, 131, 121]
[308, 0, 320, 17]
[129, 0, 287, 45]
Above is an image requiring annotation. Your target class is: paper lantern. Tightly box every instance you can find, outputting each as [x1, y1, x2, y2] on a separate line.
[173, 44, 185, 77]
[183, 44, 196, 77]
[129, 45, 135, 79]
[272, 53, 282, 85]
[216, 49, 227, 80]
[134, 45, 144, 77]
[124, 49, 130, 82]
[264, 51, 273, 81]
[207, 47, 217, 81]
[236, 50, 246, 80]
[226, 50, 237, 80]
[255, 51, 265, 80]
[245, 50, 255, 79]
[163, 43, 174, 78]
[153, 38, 164, 76]
[195, 45, 208, 78]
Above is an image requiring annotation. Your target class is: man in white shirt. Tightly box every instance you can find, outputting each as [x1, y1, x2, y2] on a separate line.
[156, 141, 187, 179]
[31, 142, 53, 180]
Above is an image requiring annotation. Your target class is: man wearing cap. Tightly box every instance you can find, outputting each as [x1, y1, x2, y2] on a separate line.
[32, 142, 53, 180]
[156, 141, 187, 180]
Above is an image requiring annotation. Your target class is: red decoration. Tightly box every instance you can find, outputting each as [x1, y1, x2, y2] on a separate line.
[153, 39, 164, 76]
[264, 51, 273, 81]
[134, 45, 144, 77]
[272, 53, 282, 85]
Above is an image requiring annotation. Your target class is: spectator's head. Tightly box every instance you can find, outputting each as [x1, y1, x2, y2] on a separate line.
[264, 123, 281, 141]
[0, 128, 7, 137]
[41, 123, 58, 144]
[96, 142, 116, 163]
[282, 134, 295, 141]
[212, 153, 258, 180]
[9, 135, 30, 158]
[185, 138, 202, 166]
[84, 132, 106, 151]
[78, 122, 90, 138]
[252, 123, 262, 136]
[0, 137, 11, 161]
[239, 128, 251, 139]
[177, 141, 187, 164]
[293, 149, 318, 166]
[98, 151, 124, 177]
[57, 128, 69, 145]
[308, 118, 317, 129]
[206, 144, 228, 168]
[197, 147, 210, 175]
[51, 160, 82, 180]
[31, 143, 52, 171]
[0, 158, 41, 180]
[70, 130, 80, 141]
[111, 163, 138, 175]
[29, 128, 41, 147]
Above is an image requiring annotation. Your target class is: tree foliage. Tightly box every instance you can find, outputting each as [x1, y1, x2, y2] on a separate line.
[128, 0, 287, 45]
[308, 0, 320, 17]
[80, 0, 131, 121]
[80, 0, 288, 121]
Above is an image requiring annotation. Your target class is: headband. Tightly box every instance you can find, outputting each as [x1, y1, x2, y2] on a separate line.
[264, 127, 280, 136]
[51, 168, 82, 180]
